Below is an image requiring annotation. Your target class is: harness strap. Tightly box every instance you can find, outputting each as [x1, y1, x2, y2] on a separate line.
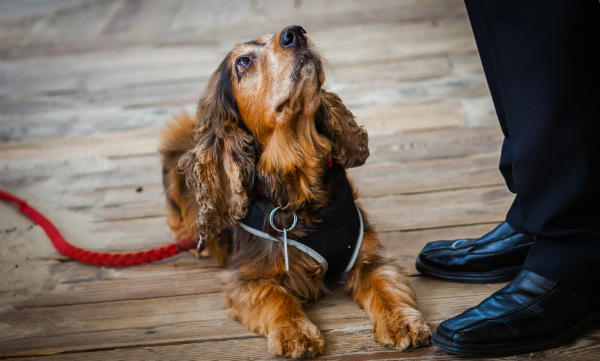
[239, 222, 329, 272]
[344, 202, 365, 272]
[239, 202, 365, 274]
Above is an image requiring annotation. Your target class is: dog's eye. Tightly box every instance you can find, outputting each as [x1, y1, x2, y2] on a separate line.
[236, 57, 252, 72]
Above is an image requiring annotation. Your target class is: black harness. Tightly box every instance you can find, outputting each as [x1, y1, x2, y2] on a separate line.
[239, 172, 364, 276]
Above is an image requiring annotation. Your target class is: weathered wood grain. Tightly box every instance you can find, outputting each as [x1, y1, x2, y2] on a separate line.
[350, 152, 504, 197]
[0, 276, 506, 357]
[0, 151, 502, 210]
[365, 125, 503, 165]
[0, 0, 468, 60]
[0, 125, 502, 164]
[0, 183, 509, 265]
[5, 332, 600, 361]
[0, 53, 461, 141]
[361, 185, 512, 232]
[0, 48, 452, 98]
[1, 150, 503, 206]
[3, 272, 598, 359]
[0, 224, 497, 312]
[353, 101, 466, 136]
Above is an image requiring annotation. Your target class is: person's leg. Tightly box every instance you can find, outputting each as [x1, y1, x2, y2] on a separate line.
[418, 0, 600, 285]
[414, 3, 535, 283]
[511, 0, 600, 291]
[466, 2, 516, 196]
[469, 0, 600, 291]
[432, 0, 600, 356]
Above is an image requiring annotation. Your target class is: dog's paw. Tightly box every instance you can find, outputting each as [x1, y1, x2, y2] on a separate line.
[268, 319, 324, 359]
[372, 308, 431, 350]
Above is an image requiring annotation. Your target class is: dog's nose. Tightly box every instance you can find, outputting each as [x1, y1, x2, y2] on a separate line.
[279, 25, 307, 48]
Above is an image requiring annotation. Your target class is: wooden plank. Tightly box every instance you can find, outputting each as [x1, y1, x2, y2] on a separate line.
[0, 223, 496, 311]
[461, 95, 498, 128]
[0, 54, 459, 141]
[0, 255, 218, 311]
[0, 125, 502, 164]
[0, 70, 483, 123]
[35, 1, 117, 42]
[72, 183, 511, 228]
[0, 11, 466, 84]
[0, 17, 483, 120]
[361, 185, 512, 232]
[0, 0, 468, 61]
[0, 152, 164, 193]
[1, 143, 504, 224]
[0, 276, 508, 357]
[4, 271, 598, 359]
[1, 148, 503, 206]
[1, 151, 502, 210]
[0, 45, 222, 87]
[0, 71, 485, 119]
[329, 55, 451, 84]
[355, 101, 466, 136]
[0, 47, 223, 97]
[6, 332, 600, 361]
[1, 127, 507, 263]
[0, 78, 204, 116]
[333, 73, 489, 111]
[350, 153, 504, 197]
[0, 183, 510, 263]
[0, 49, 450, 100]
[0, 0, 91, 50]
[365, 125, 503, 165]
[0, 127, 160, 161]
[315, 18, 475, 67]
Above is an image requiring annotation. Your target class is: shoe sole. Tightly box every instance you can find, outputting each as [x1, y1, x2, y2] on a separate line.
[431, 310, 600, 357]
[415, 256, 522, 283]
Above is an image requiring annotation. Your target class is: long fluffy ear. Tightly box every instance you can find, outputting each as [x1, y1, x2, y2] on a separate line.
[179, 54, 256, 236]
[318, 90, 369, 168]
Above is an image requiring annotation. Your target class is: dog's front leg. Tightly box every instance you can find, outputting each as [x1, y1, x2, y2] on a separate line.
[346, 231, 432, 350]
[226, 277, 324, 358]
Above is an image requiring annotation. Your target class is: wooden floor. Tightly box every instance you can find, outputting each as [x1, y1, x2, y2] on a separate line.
[1, 1, 599, 360]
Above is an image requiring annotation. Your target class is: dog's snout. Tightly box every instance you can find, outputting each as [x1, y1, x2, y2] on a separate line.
[280, 25, 307, 48]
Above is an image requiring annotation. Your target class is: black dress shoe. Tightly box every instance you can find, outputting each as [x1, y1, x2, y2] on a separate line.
[432, 270, 600, 357]
[416, 222, 534, 283]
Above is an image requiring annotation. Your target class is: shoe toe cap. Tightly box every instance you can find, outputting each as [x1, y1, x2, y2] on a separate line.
[420, 240, 456, 253]
[434, 320, 459, 342]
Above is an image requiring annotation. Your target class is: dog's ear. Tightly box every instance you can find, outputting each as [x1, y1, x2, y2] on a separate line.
[179, 54, 255, 236]
[318, 90, 369, 168]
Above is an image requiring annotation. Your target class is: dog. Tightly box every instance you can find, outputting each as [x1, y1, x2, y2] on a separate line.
[159, 25, 431, 358]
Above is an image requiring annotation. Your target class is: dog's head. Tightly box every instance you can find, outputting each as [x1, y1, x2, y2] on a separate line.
[181, 26, 369, 235]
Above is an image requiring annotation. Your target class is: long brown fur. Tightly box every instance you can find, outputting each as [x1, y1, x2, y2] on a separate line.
[159, 26, 431, 358]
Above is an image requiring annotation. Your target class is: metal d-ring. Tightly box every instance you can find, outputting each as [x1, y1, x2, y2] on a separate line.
[269, 207, 297, 271]
[269, 207, 297, 232]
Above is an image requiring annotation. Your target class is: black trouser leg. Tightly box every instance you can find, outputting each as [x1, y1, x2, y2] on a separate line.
[464, 4, 518, 197]
[463, 0, 600, 291]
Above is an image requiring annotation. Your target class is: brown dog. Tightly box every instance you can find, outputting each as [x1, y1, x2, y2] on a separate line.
[159, 25, 431, 358]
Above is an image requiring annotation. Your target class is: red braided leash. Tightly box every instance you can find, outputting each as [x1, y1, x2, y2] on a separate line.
[0, 188, 196, 266]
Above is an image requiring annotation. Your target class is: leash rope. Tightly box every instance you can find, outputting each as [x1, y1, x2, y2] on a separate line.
[0, 188, 196, 266]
